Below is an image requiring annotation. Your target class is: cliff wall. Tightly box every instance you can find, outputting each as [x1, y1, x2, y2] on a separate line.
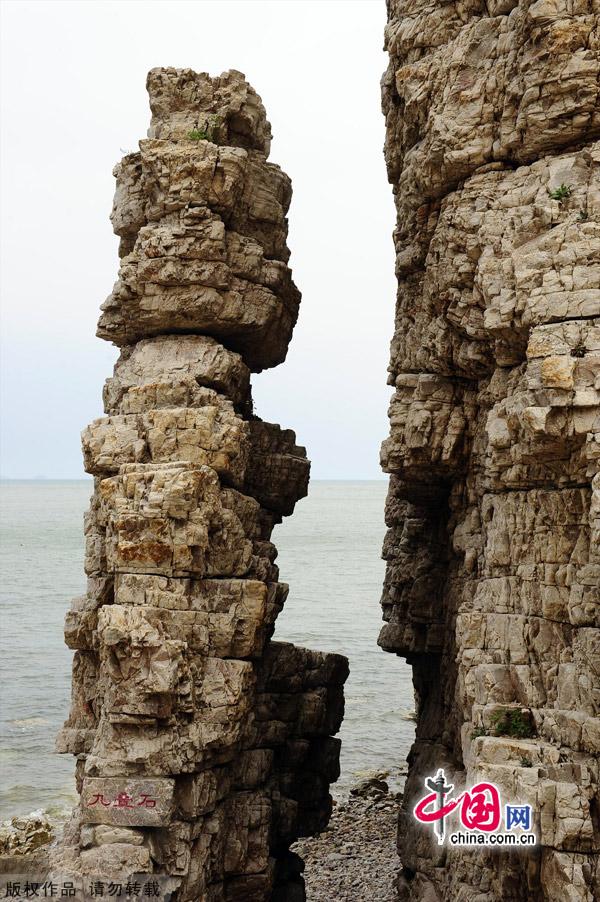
[380, 1, 600, 899]
[55, 68, 347, 901]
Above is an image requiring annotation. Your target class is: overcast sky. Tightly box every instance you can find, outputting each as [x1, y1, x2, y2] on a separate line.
[0, 0, 395, 479]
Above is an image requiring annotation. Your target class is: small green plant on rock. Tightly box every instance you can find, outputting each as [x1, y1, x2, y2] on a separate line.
[520, 756, 533, 768]
[577, 209, 589, 221]
[188, 128, 210, 141]
[490, 708, 535, 739]
[471, 727, 489, 739]
[188, 115, 222, 144]
[547, 183, 573, 203]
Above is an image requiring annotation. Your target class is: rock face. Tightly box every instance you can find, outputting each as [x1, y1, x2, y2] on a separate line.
[0, 812, 53, 857]
[380, 3, 600, 900]
[56, 68, 347, 900]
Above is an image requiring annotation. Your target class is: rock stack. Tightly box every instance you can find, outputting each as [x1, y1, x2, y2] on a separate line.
[56, 68, 347, 900]
[380, 3, 600, 900]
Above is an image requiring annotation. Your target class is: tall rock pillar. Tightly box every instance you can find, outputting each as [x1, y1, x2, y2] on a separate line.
[57, 68, 347, 901]
[380, 2, 600, 900]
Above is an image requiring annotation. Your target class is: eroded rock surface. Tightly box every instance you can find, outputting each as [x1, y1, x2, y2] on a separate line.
[54, 68, 347, 900]
[381, 2, 600, 900]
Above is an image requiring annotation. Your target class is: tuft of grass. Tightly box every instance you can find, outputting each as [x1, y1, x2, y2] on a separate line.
[490, 708, 535, 739]
[188, 115, 223, 144]
[571, 343, 586, 358]
[577, 209, 589, 222]
[548, 183, 573, 203]
[188, 128, 210, 142]
[520, 756, 533, 768]
[471, 727, 489, 739]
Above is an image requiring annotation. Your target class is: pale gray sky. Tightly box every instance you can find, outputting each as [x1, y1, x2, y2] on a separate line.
[0, 0, 395, 479]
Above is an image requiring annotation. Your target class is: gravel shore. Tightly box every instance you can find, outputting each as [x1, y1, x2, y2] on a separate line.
[294, 782, 400, 901]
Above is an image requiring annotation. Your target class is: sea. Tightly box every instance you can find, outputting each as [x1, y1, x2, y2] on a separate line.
[0, 480, 415, 821]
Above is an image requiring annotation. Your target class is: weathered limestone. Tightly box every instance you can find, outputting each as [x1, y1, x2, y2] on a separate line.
[55, 68, 347, 900]
[381, 2, 600, 900]
[98, 70, 299, 371]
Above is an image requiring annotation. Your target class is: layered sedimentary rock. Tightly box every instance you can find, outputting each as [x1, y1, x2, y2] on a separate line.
[56, 68, 347, 900]
[380, 3, 600, 900]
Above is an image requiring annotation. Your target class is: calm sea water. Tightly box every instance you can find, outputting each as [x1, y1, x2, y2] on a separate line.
[0, 480, 414, 820]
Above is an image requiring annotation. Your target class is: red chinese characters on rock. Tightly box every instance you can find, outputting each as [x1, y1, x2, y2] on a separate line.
[114, 793, 134, 809]
[87, 792, 157, 809]
[88, 793, 111, 808]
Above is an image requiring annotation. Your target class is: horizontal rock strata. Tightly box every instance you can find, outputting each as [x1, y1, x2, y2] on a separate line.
[381, 2, 600, 900]
[55, 68, 347, 901]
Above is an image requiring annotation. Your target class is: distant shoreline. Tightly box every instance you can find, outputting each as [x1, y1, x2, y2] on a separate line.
[0, 477, 389, 483]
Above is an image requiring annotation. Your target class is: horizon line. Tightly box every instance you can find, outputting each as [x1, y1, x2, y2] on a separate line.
[0, 476, 389, 483]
